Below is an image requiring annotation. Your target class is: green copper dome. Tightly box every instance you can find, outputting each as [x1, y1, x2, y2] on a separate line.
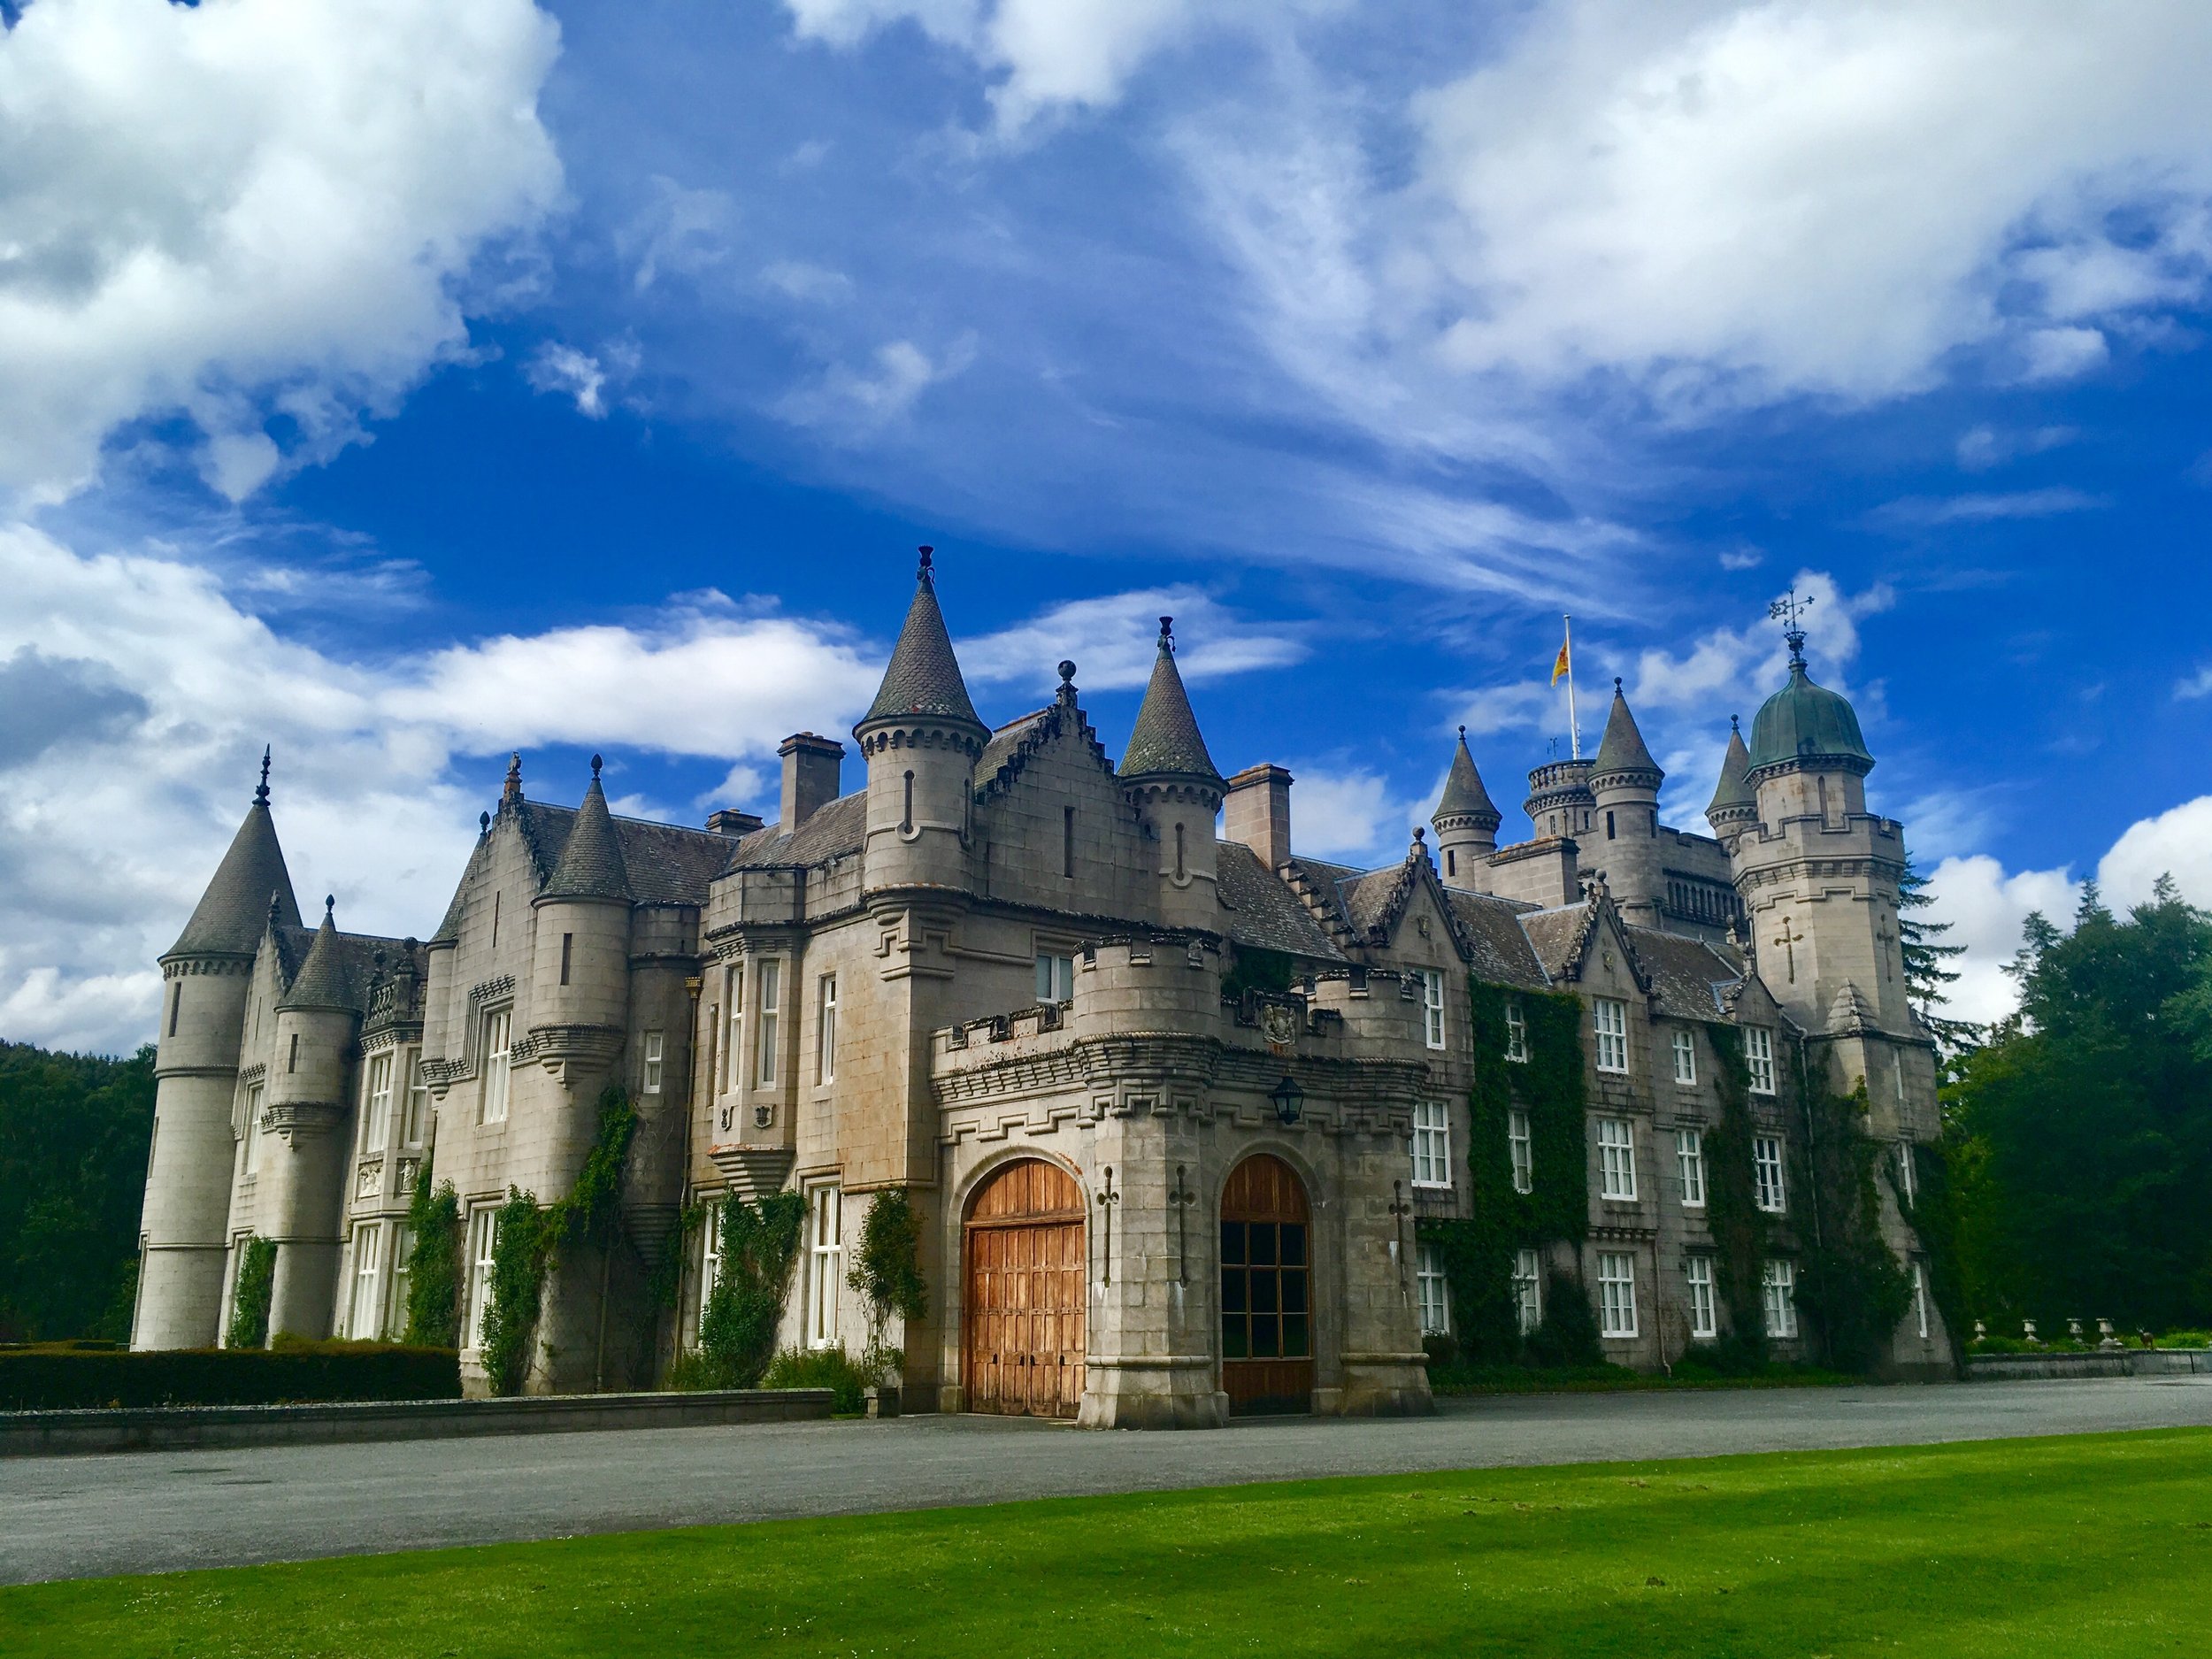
[1747, 661, 1872, 774]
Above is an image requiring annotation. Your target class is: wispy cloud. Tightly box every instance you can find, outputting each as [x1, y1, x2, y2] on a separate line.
[1871, 488, 2104, 527]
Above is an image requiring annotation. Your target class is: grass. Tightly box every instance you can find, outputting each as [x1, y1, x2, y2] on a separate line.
[7, 1430, 2211, 1657]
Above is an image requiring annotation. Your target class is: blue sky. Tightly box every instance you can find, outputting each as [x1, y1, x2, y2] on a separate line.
[5, 0, 2212, 1050]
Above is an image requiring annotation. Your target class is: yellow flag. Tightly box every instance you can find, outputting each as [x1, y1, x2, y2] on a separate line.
[1550, 638, 1571, 686]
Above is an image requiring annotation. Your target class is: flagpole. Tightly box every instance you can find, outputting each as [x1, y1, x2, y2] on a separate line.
[1563, 613, 1581, 760]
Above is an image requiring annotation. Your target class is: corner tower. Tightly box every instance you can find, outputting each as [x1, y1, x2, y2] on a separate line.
[260, 896, 361, 1341]
[1119, 617, 1225, 933]
[135, 752, 302, 1350]
[1586, 680, 1665, 926]
[1703, 716, 1757, 847]
[1432, 726, 1501, 889]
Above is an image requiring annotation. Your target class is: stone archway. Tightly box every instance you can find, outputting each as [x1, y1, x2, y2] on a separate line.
[962, 1158, 1087, 1418]
[1219, 1152, 1313, 1415]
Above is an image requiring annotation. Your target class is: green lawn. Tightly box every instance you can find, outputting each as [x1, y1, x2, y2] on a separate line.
[9, 1430, 2211, 1657]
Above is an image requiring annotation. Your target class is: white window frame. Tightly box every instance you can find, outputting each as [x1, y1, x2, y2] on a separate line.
[1410, 1100, 1452, 1189]
[480, 1006, 512, 1125]
[641, 1029, 664, 1096]
[1034, 952, 1075, 1004]
[389, 1224, 415, 1340]
[1416, 1241, 1450, 1337]
[1504, 999, 1529, 1064]
[465, 1205, 500, 1349]
[1762, 1258, 1798, 1339]
[1422, 970, 1447, 1050]
[402, 1051, 428, 1146]
[348, 1220, 386, 1341]
[1594, 997, 1629, 1073]
[1895, 1141, 1917, 1206]
[1512, 1248, 1543, 1334]
[1675, 1127, 1707, 1209]
[724, 963, 744, 1093]
[806, 1185, 842, 1348]
[360, 1052, 394, 1156]
[696, 1202, 724, 1341]
[1508, 1109, 1533, 1194]
[1754, 1134, 1788, 1214]
[1671, 1028, 1697, 1087]
[1597, 1251, 1639, 1339]
[1744, 1025, 1777, 1095]
[1913, 1261, 1930, 1340]
[242, 1083, 264, 1178]
[817, 976, 838, 1085]
[1685, 1256, 1718, 1340]
[756, 961, 781, 1087]
[1597, 1116, 1637, 1201]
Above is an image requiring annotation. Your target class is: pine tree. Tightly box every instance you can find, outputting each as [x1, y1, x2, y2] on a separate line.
[1898, 855, 1982, 1052]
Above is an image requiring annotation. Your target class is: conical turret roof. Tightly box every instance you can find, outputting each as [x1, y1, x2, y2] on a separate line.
[1119, 618, 1221, 782]
[1747, 656, 1872, 774]
[1705, 718, 1755, 818]
[167, 753, 302, 958]
[541, 758, 630, 902]
[1592, 680, 1662, 782]
[1433, 727, 1500, 826]
[861, 548, 983, 729]
[279, 896, 354, 1011]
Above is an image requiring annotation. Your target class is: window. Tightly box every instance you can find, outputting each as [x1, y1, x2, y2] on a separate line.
[1422, 971, 1447, 1049]
[1754, 1134, 1787, 1214]
[287, 1032, 300, 1074]
[1594, 998, 1628, 1073]
[807, 1186, 842, 1348]
[1508, 1110, 1533, 1194]
[1597, 1252, 1639, 1338]
[1762, 1259, 1798, 1339]
[1416, 1242, 1450, 1336]
[1671, 1029, 1697, 1087]
[1913, 1262, 1930, 1340]
[1221, 1211, 1310, 1361]
[168, 982, 181, 1038]
[1597, 1116, 1637, 1200]
[389, 1225, 415, 1340]
[641, 1030, 664, 1096]
[1895, 1141, 1917, 1206]
[402, 1053, 428, 1146]
[1504, 1000, 1528, 1063]
[1744, 1025, 1776, 1095]
[1034, 952, 1074, 1003]
[360, 1052, 394, 1156]
[696, 1202, 724, 1340]
[1675, 1128, 1706, 1207]
[465, 1206, 499, 1348]
[559, 932, 572, 986]
[1606, 809, 1616, 840]
[1063, 805, 1076, 879]
[1685, 1256, 1718, 1339]
[756, 960, 781, 1087]
[348, 1221, 386, 1340]
[480, 1007, 511, 1125]
[724, 964, 744, 1092]
[242, 1083, 264, 1178]
[1409, 1101, 1452, 1188]
[1512, 1248, 1543, 1334]
[817, 975, 838, 1084]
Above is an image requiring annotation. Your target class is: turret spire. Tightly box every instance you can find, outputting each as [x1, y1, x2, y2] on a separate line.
[861, 546, 983, 729]
[1433, 726, 1501, 829]
[166, 757, 303, 958]
[279, 895, 353, 1011]
[541, 757, 630, 901]
[1120, 616, 1220, 782]
[1591, 680, 1662, 785]
[1705, 715, 1756, 828]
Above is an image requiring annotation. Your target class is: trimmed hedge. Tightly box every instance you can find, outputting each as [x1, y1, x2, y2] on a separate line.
[0, 1341, 461, 1410]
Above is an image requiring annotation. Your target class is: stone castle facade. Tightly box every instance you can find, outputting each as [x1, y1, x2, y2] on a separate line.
[132, 551, 1952, 1422]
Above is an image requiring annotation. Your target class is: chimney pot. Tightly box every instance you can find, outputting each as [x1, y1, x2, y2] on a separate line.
[1224, 764, 1294, 871]
[778, 733, 846, 834]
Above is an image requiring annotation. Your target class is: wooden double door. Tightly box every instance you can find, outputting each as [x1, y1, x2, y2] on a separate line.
[964, 1159, 1087, 1418]
[1220, 1154, 1314, 1415]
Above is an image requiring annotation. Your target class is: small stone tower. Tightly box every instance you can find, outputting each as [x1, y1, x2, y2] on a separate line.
[1586, 680, 1666, 926]
[1118, 617, 1225, 933]
[1703, 716, 1757, 847]
[856, 548, 990, 899]
[262, 897, 360, 1341]
[134, 752, 302, 1350]
[530, 756, 634, 1148]
[1432, 726, 1501, 890]
[1523, 757, 1594, 841]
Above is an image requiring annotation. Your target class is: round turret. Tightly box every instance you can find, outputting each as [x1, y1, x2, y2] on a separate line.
[1432, 726, 1500, 887]
[1586, 680, 1666, 923]
[1119, 617, 1224, 933]
[1747, 630, 1874, 826]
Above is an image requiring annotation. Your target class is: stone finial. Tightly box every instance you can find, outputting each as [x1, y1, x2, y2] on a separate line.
[502, 751, 523, 806]
[1158, 616, 1174, 652]
[324, 894, 335, 918]
[480, 810, 491, 834]
[256, 745, 272, 805]
[591, 752, 603, 780]
[918, 544, 934, 586]
[1056, 659, 1078, 706]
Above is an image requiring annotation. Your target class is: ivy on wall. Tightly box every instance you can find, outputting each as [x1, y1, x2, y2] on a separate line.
[403, 1168, 462, 1349]
[1895, 1141, 1967, 1367]
[225, 1235, 276, 1350]
[847, 1188, 927, 1371]
[1417, 979, 1591, 1363]
[1701, 1025, 1771, 1363]
[1792, 1052, 1910, 1373]
[696, 1190, 807, 1388]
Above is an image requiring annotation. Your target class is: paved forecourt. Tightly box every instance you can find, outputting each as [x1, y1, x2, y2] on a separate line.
[6, 1377, 2211, 1586]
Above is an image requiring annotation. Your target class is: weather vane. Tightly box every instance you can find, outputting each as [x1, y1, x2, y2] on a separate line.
[1769, 588, 1814, 668]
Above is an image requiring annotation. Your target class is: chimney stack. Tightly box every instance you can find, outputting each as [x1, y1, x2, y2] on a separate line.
[1224, 764, 1294, 871]
[779, 733, 845, 834]
[706, 809, 764, 838]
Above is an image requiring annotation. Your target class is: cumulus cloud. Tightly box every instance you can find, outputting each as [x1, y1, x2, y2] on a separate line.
[0, 0, 565, 503]
[775, 335, 976, 433]
[1279, 763, 1418, 865]
[1955, 424, 2077, 472]
[524, 343, 610, 417]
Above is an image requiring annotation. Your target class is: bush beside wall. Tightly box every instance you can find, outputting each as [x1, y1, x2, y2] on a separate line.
[0, 1341, 462, 1410]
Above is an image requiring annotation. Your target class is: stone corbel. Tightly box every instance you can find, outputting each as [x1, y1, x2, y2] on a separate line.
[263, 1101, 346, 1146]
[526, 1023, 626, 1088]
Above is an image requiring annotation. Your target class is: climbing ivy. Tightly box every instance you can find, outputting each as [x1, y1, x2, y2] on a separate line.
[697, 1190, 807, 1388]
[225, 1235, 276, 1350]
[1702, 1025, 1771, 1365]
[1895, 1141, 1968, 1368]
[847, 1188, 927, 1369]
[1417, 979, 1590, 1364]
[403, 1169, 462, 1349]
[1792, 1053, 1910, 1373]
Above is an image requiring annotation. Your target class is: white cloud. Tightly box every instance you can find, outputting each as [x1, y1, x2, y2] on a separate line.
[2177, 666, 2212, 702]
[0, 0, 564, 503]
[2016, 325, 2108, 382]
[1955, 424, 2076, 471]
[1410, 1, 2212, 407]
[525, 342, 609, 417]
[762, 261, 854, 304]
[1873, 488, 2102, 526]
[620, 176, 737, 293]
[1633, 570, 1884, 716]
[958, 588, 1303, 696]
[775, 335, 976, 432]
[1280, 764, 1416, 865]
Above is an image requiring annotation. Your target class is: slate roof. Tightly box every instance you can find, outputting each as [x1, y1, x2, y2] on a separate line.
[507, 801, 737, 904]
[724, 789, 868, 872]
[1592, 684, 1662, 780]
[1119, 626, 1220, 782]
[540, 771, 629, 901]
[1441, 889, 1551, 988]
[863, 558, 983, 728]
[1434, 730, 1501, 825]
[1706, 718, 1755, 818]
[1747, 659, 1872, 772]
[1215, 841, 1348, 962]
[168, 797, 301, 957]
[1520, 904, 1597, 982]
[1623, 925, 1743, 1021]
[428, 832, 489, 945]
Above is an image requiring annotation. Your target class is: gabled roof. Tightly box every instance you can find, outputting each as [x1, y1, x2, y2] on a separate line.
[1623, 925, 1744, 1021]
[1119, 619, 1220, 782]
[723, 790, 868, 872]
[1215, 841, 1348, 962]
[1434, 728, 1501, 826]
[862, 550, 982, 729]
[1439, 889, 1549, 987]
[1592, 682, 1663, 782]
[1519, 903, 1598, 983]
[540, 763, 629, 902]
[428, 830, 490, 945]
[168, 794, 301, 958]
[974, 695, 1118, 803]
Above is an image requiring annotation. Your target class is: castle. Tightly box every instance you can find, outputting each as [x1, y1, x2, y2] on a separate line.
[131, 551, 1951, 1423]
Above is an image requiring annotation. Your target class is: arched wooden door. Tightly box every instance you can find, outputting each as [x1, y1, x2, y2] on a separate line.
[1220, 1153, 1313, 1415]
[963, 1159, 1087, 1418]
